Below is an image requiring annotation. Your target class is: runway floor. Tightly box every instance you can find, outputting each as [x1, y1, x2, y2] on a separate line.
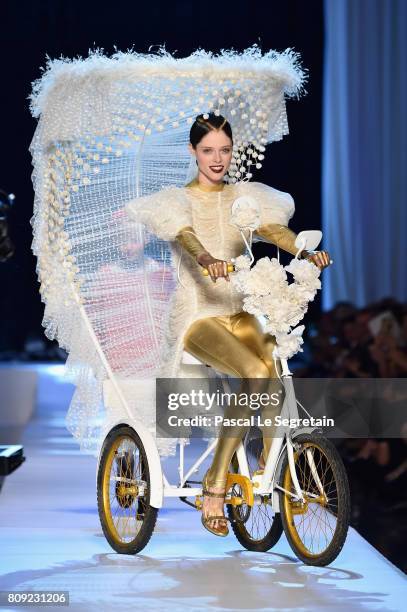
[0, 364, 405, 611]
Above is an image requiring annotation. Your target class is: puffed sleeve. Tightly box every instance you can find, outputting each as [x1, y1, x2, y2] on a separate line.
[238, 182, 307, 257]
[241, 181, 295, 226]
[125, 186, 193, 241]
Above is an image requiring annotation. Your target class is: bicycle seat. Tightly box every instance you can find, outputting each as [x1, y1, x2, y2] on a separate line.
[182, 350, 206, 366]
[181, 351, 226, 381]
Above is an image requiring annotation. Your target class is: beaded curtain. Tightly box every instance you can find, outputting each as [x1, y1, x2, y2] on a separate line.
[29, 46, 306, 457]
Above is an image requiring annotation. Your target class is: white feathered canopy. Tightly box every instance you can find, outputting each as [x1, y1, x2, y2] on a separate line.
[28, 45, 306, 456]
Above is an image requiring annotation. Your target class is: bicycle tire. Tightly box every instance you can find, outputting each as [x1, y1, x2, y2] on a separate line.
[227, 451, 283, 552]
[278, 432, 350, 566]
[97, 425, 158, 554]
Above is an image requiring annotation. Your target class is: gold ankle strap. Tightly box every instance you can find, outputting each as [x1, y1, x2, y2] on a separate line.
[202, 490, 225, 498]
[204, 470, 227, 489]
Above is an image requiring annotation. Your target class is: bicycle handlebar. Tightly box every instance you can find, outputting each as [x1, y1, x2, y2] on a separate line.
[201, 263, 235, 276]
[201, 256, 334, 275]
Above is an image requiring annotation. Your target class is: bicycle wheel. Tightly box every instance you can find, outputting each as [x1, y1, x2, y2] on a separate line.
[278, 433, 350, 566]
[227, 436, 283, 552]
[97, 425, 158, 554]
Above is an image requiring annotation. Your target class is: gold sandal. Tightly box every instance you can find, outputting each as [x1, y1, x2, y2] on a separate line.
[201, 470, 229, 537]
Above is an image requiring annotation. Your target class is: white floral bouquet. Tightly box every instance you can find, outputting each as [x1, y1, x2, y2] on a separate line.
[230, 198, 321, 360]
[228, 195, 261, 230]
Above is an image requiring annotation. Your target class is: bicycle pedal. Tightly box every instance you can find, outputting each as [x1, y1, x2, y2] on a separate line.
[195, 496, 203, 510]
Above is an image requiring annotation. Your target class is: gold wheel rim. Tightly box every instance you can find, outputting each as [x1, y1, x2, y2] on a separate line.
[282, 442, 339, 558]
[102, 435, 147, 546]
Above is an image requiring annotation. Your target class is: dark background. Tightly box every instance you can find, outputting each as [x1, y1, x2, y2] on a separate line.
[0, 0, 323, 353]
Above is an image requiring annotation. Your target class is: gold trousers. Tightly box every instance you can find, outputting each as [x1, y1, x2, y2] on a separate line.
[183, 311, 283, 487]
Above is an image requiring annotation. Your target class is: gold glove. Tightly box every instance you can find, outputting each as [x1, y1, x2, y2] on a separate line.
[254, 223, 309, 258]
[175, 225, 209, 260]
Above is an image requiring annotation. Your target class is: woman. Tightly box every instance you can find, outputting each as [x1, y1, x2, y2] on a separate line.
[126, 112, 331, 536]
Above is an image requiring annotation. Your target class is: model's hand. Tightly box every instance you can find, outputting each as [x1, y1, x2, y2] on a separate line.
[197, 253, 230, 283]
[303, 250, 332, 270]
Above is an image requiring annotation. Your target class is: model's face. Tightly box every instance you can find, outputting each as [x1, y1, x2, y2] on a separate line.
[189, 130, 233, 183]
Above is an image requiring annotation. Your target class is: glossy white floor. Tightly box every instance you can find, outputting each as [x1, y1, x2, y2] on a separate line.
[0, 364, 405, 612]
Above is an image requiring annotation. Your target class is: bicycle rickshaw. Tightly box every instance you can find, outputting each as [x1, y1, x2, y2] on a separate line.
[28, 47, 350, 570]
[96, 226, 350, 567]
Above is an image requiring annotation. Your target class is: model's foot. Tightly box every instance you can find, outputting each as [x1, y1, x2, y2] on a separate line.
[201, 471, 228, 536]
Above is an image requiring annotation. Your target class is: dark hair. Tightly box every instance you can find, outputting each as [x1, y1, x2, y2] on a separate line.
[189, 113, 233, 148]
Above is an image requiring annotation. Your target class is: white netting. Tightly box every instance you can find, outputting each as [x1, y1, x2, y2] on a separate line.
[29, 45, 306, 457]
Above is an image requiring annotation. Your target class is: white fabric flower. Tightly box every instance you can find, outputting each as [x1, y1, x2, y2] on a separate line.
[273, 325, 305, 360]
[230, 195, 261, 230]
[245, 258, 287, 296]
[286, 257, 321, 284]
[234, 254, 251, 271]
